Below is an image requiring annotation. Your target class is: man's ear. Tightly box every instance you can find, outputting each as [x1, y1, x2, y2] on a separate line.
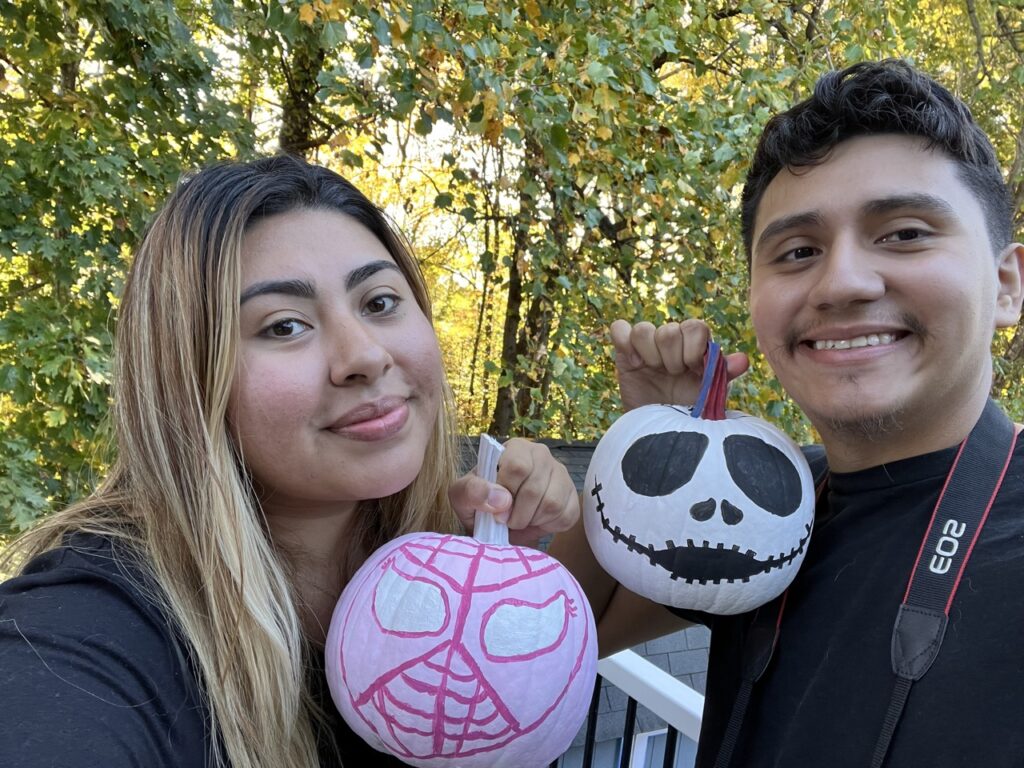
[995, 242, 1024, 328]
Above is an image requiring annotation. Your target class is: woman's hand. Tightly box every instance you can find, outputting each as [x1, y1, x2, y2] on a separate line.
[449, 438, 579, 546]
[610, 319, 749, 411]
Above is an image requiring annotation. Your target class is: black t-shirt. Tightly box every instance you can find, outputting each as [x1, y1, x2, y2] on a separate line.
[672, 436, 1024, 768]
[0, 533, 409, 767]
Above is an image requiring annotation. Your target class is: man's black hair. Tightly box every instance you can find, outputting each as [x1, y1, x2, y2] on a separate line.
[740, 59, 1013, 264]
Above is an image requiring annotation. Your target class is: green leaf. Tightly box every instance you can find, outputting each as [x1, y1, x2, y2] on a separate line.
[550, 124, 569, 151]
[44, 407, 67, 427]
[586, 61, 614, 84]
[322, 21, 347, 48]
[414, 113, 433, 135]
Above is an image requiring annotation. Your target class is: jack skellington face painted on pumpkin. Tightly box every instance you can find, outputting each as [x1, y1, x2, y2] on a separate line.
[584, 404, 815, 615]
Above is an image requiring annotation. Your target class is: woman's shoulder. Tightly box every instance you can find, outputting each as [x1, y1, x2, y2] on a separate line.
[4, 531, 158, 614]
[0, 531, 213, 767]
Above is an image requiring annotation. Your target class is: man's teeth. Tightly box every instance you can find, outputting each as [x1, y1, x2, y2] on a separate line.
[813, 333, 895, 350]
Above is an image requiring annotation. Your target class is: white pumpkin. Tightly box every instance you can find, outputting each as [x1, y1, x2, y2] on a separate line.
[583, 388, 815, 615]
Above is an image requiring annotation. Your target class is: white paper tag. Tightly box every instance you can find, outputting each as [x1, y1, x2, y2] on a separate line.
[473, 434, 508, 545]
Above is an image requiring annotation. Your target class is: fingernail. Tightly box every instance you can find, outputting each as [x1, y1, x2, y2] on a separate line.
[487, 486, 512, 511]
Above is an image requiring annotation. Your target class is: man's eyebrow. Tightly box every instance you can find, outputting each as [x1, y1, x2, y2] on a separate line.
[345, 260, 401, 291]
[860, 193, 957, 219]
[755, 211, 826, 254]
[240, 279, 315, 305]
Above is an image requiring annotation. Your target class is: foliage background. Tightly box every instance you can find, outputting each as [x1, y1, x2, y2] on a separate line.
[2, 0, 1023, 533]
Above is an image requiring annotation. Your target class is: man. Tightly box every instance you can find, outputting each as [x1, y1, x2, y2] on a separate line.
[551, 60, 1024, 767]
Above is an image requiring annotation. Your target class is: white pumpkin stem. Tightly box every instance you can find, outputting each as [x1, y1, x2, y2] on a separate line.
[473, 434, 509, 545]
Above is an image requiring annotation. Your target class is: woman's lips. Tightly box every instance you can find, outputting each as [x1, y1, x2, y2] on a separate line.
[328, 399, 410, 441]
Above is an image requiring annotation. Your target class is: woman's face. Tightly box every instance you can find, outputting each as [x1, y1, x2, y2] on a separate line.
[228, 207, 444, 517]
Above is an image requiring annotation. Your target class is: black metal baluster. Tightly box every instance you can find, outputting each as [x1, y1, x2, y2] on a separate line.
[662, 726, 679, 768]
[580, 676, 603, 768]
[617, 696, 638, 768]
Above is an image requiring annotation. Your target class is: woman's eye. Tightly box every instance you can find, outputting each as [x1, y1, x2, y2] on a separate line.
[262, 318, 310, 338]
[364, 293, 401, 315]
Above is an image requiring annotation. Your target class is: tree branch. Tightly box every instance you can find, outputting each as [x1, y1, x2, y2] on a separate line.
[996, 10, 1022, 59]
[964, 0, 992, 82]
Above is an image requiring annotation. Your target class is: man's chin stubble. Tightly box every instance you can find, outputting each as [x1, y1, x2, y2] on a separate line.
[823, 403, 905, 443]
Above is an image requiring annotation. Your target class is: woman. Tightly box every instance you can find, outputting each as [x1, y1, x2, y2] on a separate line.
[0, 155, 577, 767]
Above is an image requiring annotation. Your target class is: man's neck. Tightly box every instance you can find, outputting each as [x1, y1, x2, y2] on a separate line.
[817, 393, 991, 473]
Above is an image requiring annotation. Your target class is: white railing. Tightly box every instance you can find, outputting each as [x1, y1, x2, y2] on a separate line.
[596, 649, 705, 742]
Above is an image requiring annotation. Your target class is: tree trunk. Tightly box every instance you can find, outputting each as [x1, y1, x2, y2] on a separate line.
[278, 27, 326, 156]
[488, 199, 528, 435]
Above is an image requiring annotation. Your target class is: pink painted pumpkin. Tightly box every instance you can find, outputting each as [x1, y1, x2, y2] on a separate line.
[325, 439, 597, 768]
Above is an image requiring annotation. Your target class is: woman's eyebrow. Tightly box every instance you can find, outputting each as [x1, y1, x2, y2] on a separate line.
[239, 279, 315, 305]
[345, 260, 401, 291]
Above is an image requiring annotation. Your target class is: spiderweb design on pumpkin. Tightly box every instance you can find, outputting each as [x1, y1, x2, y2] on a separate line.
[591, 479, 812, 584]
[342, 534, 592, 761]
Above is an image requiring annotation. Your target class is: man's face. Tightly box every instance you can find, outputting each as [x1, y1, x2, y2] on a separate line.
[748, 135, 1022, 466]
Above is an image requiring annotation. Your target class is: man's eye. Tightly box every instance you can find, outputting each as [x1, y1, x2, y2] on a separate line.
[880, 229, 924, 243]
[365, 294, 400, 315]
[262, 319, 309, 338]
[781, 246, 817, 261]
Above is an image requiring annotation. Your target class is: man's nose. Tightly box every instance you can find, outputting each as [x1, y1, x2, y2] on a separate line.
[806, 234, 885, 310]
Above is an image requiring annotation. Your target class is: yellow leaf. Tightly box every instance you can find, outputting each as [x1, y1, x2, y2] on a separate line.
[571, 100, 596, 124]
[720, 164, 741, 190]
[299, 4, 317, 24]
[482, 90, 499, 120]
[594, 86, 619, 111]
[596, 125, 612, 140]
[392, 12, 410, 35]
[484, 118, 503, 145]
[568, 152, 580, 166]
[524, 0, 541, 20]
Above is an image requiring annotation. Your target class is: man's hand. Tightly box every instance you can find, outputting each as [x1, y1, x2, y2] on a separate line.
[449, 438, 579, 546]
[611, 319, 749, 411]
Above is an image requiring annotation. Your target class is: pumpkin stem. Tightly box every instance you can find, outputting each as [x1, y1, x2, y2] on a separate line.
[692, 341, 729, 421]
[473, 434, 510, 545]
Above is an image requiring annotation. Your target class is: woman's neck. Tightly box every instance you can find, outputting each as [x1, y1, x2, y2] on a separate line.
[264, 503, 360, 643]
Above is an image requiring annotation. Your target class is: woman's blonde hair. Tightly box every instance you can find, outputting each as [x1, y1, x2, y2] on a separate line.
[4, 155, 461, 767]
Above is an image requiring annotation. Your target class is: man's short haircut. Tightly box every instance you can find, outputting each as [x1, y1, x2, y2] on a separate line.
[740, 59, 1013, 264]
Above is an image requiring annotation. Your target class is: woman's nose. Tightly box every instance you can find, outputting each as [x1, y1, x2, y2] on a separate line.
[326, 319, 394, 386]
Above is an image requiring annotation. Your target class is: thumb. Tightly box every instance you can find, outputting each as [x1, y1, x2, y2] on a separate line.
[724, 351, 750, 381]
[449, 475, 513, 528]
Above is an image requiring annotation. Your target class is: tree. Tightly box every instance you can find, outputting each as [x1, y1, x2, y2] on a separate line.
[3, 0, 1022, 535]
[0, 0, 253, 532]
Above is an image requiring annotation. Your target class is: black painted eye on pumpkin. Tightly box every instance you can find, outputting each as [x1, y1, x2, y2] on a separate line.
[723, 435, 803, 517]
[622, 431, 710, 497]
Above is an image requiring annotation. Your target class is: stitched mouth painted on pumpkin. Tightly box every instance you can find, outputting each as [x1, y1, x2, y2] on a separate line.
[592, 479, 813, 584]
